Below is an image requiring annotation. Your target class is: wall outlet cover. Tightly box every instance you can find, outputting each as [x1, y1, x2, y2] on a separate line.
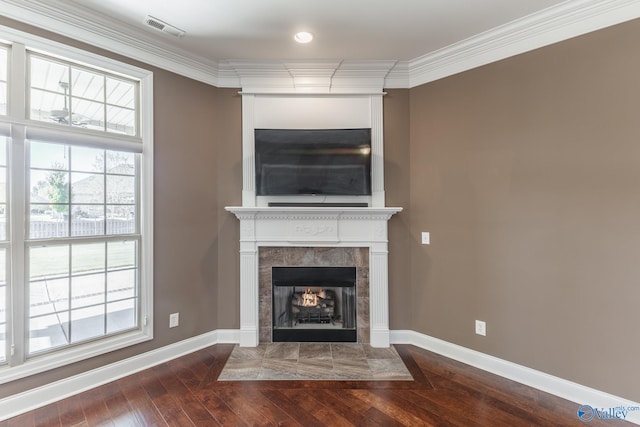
[475, 320, 486, 336]
[421, 232, 430, 245]
[169, 312, 179, 328]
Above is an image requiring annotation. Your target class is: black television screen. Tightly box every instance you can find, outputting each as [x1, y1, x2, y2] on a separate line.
[255, 128, 372, 196]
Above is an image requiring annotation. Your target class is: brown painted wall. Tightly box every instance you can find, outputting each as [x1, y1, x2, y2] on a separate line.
[214, 89, 242, 328]
[383, 89, 413, 329]
[152, 71, 223, 340]
[408, 19, 640, 401]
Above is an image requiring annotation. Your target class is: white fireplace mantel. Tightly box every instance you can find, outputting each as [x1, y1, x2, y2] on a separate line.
[225, 206, 402, 347]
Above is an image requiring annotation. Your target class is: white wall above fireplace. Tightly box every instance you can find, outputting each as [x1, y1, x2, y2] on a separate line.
[241, 92, 386, 207]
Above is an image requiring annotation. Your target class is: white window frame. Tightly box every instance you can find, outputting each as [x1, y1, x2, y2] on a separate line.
[0, 126, 9, 366]
[0, 25, 153, 384]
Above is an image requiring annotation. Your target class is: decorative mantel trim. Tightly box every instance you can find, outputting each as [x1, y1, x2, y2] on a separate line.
[226, 206, 401, 221]
[225, 206, 402, 347]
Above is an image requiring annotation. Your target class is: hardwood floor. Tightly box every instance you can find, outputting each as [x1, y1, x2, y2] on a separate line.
[1, 344, 627, 426]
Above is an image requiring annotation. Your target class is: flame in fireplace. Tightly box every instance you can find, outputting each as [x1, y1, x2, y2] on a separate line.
[302, 288, 319, 307]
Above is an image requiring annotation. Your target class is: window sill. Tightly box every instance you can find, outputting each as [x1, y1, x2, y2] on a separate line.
[0, 327, 153, 385]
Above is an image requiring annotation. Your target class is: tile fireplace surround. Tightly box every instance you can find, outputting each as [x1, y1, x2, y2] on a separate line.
[260, 247, 367, 344]
[225, 206, 402, 348]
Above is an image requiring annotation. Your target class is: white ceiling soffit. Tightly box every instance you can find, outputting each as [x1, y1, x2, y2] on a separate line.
[1, 0, 639, 89]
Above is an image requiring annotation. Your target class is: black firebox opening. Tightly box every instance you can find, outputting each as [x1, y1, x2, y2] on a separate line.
[272, 266, 357, 343]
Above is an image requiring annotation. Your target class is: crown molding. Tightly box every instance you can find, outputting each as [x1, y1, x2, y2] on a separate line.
[406, 0, 640, 88]
[0, 0, 222, 86]
[383, 62, 411, 89]
[332, 60, 398, 93]
[226, 59, 396, 94]
[1, 0, 639, 90]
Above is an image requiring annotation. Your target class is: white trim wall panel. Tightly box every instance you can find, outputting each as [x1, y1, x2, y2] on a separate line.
[253, 96, 372, 129]
[244, 93, 385, 208]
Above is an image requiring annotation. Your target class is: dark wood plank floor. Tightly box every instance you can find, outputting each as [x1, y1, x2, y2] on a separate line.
[1, 344, 627, 426]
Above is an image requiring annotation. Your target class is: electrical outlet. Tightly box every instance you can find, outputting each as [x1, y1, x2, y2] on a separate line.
[475, 320, 486, 336]
[421, 232, 430, 245]
[169, 312, 179, 328]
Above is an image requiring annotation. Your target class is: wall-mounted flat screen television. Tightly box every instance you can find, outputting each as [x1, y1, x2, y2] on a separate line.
[255, 128, 372, 196]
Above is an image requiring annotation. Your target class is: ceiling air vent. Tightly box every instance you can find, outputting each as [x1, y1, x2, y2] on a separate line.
[144, 15, 185, 37]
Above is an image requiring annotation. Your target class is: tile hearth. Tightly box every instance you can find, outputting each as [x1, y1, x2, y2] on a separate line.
[217, 343, 413, 381]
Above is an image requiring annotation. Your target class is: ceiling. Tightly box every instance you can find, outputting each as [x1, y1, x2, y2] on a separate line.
[1, 0, 639, 88]
[66, 0, 566, 62]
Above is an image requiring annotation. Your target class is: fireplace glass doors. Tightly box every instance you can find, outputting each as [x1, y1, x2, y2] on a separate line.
[272, 266, 357, 342]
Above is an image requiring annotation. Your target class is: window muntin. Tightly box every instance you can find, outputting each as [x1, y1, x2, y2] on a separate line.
[29, 54, 137, 136]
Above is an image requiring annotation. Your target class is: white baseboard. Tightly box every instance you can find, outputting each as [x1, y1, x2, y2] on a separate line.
[214, 329, 241, 343]
[3, 329, 638, 424]
[369, 328, 390, 348]
[238, 327, 258, 347]
[390, 330, 640, 425]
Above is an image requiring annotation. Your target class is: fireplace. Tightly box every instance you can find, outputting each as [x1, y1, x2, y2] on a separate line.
[272, 266, 357, 342]
[226, 89, 402, 347]
[226, 206, 401, 347]
[259, 246, 369, 344]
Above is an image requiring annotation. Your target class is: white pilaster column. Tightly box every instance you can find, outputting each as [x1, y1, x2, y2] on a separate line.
[241, 94, 256, 207]
[238, 213, 259, 346]
[369, 214, 391, 347]
[370, 94, 385, 207]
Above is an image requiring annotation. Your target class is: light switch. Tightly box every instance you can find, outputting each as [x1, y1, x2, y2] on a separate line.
[421, 232, 430, 245]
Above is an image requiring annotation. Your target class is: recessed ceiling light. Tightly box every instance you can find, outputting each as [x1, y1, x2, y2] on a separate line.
[294, 31, 314, 44]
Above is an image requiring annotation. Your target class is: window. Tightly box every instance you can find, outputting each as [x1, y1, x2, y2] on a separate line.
[0, 45, 6, 115]
[0, 44, 8, 365]
[28, 142, 139, 355]
[0, 137, 6, 364]
[0, 30, 152, 383]
[29, 54, 137, 135]
[28, 143, 137, 238]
